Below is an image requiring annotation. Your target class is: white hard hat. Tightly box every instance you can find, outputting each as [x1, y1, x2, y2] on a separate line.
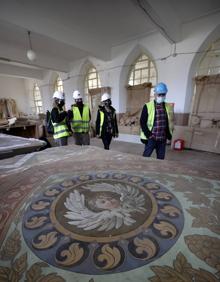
[53, 91, 65, 100]
[73, 90, 82, 99]
[101, 93, 111, 102]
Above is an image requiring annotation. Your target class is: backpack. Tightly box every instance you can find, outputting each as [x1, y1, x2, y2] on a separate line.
[46, 110, 54, 134]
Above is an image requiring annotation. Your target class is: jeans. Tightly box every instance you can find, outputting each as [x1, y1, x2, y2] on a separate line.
[143, 138, 166, 160]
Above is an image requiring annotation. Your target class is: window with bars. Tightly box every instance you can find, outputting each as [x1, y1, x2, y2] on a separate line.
[54, 76, 64, 92]
[84, 67, 101, 95]
[128, 54, 157, 87]
[33, 84, 43, 114]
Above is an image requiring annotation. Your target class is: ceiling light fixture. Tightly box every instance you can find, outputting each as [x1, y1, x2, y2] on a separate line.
[27, 30, 36, 61]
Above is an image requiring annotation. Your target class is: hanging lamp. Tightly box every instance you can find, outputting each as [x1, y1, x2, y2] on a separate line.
[27, 30, 36, 61]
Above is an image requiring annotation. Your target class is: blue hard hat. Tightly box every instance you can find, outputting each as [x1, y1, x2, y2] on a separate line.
[154, 82, 168, 94]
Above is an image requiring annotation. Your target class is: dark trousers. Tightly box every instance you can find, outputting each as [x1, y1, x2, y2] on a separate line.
[101, 133, 112, 150]
[74, 133, 90, 145]
[57, 137, 68, 146]
[143, 138, 166, 160]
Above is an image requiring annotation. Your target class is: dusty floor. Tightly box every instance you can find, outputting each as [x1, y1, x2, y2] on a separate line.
[72, 137, 220, 174]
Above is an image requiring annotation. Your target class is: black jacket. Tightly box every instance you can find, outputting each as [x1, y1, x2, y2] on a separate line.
[51, 106, 67, 123]
[51, 106, 72, 132]
[96, 105, 118, 137]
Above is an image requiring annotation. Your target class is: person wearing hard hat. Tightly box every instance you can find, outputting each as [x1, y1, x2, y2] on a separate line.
[51, 91, 70, 146]
[140, 82, 174, 159]
[96, 93, 118, 150]
[68, 90, 91, 145]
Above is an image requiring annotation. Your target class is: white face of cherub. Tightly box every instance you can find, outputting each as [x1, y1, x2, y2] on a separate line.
[95, 195, 120, 210]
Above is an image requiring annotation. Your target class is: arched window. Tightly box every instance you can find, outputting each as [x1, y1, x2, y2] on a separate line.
[33, 83, 43, 114]
[189, 38, 220, 131]
[197, 38, 220, 76]
[54, 76, 63, 92]
[128, 54, 157, 86]
[84, 67, 101, 100]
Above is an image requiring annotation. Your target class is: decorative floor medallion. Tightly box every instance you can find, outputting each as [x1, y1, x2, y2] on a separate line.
[22, 172, 184, 274]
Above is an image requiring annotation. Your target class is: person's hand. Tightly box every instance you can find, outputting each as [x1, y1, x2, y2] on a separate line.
[149, 135, 155, 139]
[115, 133, 119, 138]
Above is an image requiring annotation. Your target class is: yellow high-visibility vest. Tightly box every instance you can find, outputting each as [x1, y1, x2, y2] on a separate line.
[99, 111, 104, 136]
[140, 101, 174, 140]
[71, 105, 90, 133]
[98, 110, 116, 136]
[52, 110, 70, 139]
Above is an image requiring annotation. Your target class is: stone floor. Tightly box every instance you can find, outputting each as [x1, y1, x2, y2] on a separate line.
[75, 137, 220, 174]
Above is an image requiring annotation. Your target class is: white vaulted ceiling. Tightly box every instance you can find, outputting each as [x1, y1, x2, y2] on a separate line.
[0, 0, 219, 78]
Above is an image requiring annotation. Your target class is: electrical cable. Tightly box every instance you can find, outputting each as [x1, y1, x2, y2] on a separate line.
[36, 47, 220, 89]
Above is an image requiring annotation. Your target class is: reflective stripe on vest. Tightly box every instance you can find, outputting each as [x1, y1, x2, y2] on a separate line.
[99, 110, 116, 136]
[166, 103, 174, 134]
[99, 111, 104, 136]
[71, 105, 90, 133]
[140, 101, 174, 140]
[52, 119, 69, 139]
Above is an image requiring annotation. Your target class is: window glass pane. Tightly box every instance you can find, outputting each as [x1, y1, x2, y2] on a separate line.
[129, 79, 133, 86]
[98, 78, 101, 87]
[84, 66, 101, 93]
[150, 77, 157, 85]
[128, 54, 157, 86]
[141, 68, 148, 78]
[136, 60, 148, 69]
[134, 70, 141, 79]
[55, 76, 63, 92]
[88, 80, 93, 88]
[150, 68, 156, 77]
[141, 54, 148, 60]
[88, 72, 96, 79]
[58, 86, 63, 92]
[90, 68, 96, 73]
[150, 62, 155, 68]
[134, 79, 141, 85]
[33, 83, 43, 114]
[140, 77, 147, 84]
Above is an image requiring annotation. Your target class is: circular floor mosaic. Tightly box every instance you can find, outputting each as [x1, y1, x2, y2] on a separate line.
[22, 172, 184, 274]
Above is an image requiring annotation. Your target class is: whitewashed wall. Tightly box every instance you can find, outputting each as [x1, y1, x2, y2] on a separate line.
[0, 75, 28, 115]
[1, 13, 219, 145]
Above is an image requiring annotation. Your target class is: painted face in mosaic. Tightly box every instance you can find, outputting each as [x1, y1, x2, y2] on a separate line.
[95, 195, 120, 210]
[88, 192, 121, 211]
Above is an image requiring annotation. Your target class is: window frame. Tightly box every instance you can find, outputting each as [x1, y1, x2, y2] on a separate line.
[84, 67, 101, 96]
[128, 54, 157, 87]
[33, 83, 43, 114]
[54, 76, 64, 93]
